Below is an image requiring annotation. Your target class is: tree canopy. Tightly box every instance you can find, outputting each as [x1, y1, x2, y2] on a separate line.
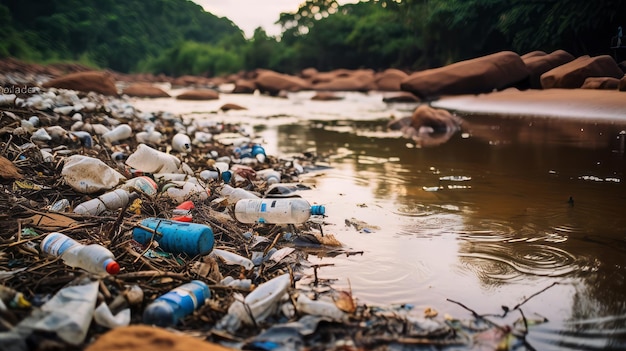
[1, 0, 624, 75]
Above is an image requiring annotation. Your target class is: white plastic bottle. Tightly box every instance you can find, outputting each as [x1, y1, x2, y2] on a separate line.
[172, 133, 192, 152]
[40, 232, 120, 275]
[256, 169, 281, 185]
[101, 124, 132, 144]
[73, 188, 132, 215]
[220, 184, 260, 205]
[233, 198, 325, 224]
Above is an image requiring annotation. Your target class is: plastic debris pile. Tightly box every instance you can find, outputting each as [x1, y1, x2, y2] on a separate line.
[0, 86, 538, 351]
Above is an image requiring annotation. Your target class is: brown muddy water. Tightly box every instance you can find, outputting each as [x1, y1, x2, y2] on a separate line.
[135, 90, 626, 350]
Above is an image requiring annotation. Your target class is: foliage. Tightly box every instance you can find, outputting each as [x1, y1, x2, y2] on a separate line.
[2, 0, 624, 75]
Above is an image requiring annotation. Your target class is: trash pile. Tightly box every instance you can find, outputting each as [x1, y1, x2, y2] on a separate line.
[0, 86, 537, 351]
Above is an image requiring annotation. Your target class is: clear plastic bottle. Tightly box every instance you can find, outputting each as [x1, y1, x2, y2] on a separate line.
[143, 280, 211, 327]
[40, 232, 120, 275]
[256, 169, 281, 185]
[220, 184, 260, 205]
[233, 198, 325, 224]
[73, 188, 132, 215]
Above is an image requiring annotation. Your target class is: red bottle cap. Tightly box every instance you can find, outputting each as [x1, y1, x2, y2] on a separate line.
[176, 201, 195, 211]
[104, 259, 120, 275]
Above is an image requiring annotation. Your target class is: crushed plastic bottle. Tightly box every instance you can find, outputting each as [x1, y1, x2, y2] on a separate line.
[40, 232, 120, 275]
[143, 280, 211, 327]
[234, 198, 325, 224]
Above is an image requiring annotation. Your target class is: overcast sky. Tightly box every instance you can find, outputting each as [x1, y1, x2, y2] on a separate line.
[192, 0, 359, 38]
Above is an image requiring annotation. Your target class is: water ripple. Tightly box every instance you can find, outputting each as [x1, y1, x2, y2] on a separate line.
[459, 242, 584, 280]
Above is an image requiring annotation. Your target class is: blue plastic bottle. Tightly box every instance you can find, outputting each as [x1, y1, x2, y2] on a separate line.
[143, 280, 210, 327]
[132, 218, 214, 256]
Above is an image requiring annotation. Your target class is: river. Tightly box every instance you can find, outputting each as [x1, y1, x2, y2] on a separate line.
[134, 89, 626, 350]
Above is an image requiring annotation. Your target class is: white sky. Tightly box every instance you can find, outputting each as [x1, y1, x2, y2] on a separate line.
[192, 0, 359, 38]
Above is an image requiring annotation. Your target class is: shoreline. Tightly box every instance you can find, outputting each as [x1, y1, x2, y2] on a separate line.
[431, 88, 626, 122]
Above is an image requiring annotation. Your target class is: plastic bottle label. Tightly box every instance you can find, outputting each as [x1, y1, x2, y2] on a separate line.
[42, 233, 77, 257]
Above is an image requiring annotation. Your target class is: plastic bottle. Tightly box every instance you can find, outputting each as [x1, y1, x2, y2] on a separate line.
[73, 188, 132, 215]
[143, 280, 210, 327]
[215, 274, 290, 332]
[162, 180, 210, 204]
[40, 232, 120, 275]
[101, 124, 132, 144]
[256, 169, 281, 185]
[121, 176, 157, 197]
[199, 170, 219, 182]
[132, 218, 214, 256]
[125, 143, 181, 174]
[251, 144, 267, 163]
[234, 198, 325, 224]
[211, 249, 254, 270]
[220, 184, 260, 205]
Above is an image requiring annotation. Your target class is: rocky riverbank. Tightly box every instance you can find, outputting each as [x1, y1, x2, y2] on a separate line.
[1, 51, 625, 350]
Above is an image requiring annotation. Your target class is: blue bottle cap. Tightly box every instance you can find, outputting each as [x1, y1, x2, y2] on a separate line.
[310, 205, 325, 216]
[221, 170, 232, 183]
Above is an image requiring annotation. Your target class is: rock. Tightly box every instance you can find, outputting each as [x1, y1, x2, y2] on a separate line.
[122, 83, 170, 98]
[231, 79, 257, 94]
[310, 69, 353, 84]
[521, 51, 547, 60]
[42, 71, 118, 96]
[620, 76, 626, 91]
[540, 55, 624, 89]
[172, 75, 214, 88]
[311, 92, 343, 101]
[301, 67, 319, 78]
[176, 89, 219, 100]
[522, 50, 575, 89]
[220, 103, 247, 111]
[581, 77, 621, 90]
[382, 92, 420, 103]
[255, 71, 311, 95]
[374, 68, 409, 91]
[312, 70, 376, 92]
[400, 51, 529, 99]
[84, 325, 235, 351]
[410, 104, 460, 133]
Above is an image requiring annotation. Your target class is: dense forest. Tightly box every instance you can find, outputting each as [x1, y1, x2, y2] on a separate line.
[1, 0, 624, 76]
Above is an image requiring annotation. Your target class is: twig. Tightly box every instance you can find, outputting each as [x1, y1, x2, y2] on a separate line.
[446, 298, 504, 331]
[116, 270, 187, 280]
[511, 282, 559, 312]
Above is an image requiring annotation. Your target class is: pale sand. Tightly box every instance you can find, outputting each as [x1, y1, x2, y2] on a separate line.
[431, 88, 626, 122]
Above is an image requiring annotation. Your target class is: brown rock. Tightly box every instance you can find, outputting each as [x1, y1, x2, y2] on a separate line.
[401, 51, 529, 99]
[172, 75, 213, 87]
[123, 83, 170, 98]
[232, 79, 257, 94]
[301, 67, 319, 78]
[620, 76, 626, 91]
[375, 68, 409, 91]
[84, 325, 234, 351]
[522, 50, 575, 89]
[313, 70, 376, 92]
[42, 71, 118, 96]
[540, 55, 624, 89]
[382, 92, 420, 103]
[311, 92, 344, 101]
[581, 77, 621, 90]
[220, 103, 247, 111]
[176, 89, 219, 100]
[255, 71, 311, 95]
[410, 104, 459, 133]
[521, 51, 547, 60]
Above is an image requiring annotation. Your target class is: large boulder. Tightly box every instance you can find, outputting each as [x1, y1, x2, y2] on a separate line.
[520, 51, 547, 60]
[400, 51, 529, 99]
[522, 50, 575, 89]
[122, 83, 170, 98]
[312, 69, 376, 92]
[42, 71, 118, 96]
[255, 71, 310, 95]
[374, 68, 409, 91]
[620, 76, 626, 91]
[540, 55, 624, 89]
[176, 89, 219, 100]
[387, 105, 461, 147]
[581, 77, 621, 90]
[382, 92, 420, 103]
